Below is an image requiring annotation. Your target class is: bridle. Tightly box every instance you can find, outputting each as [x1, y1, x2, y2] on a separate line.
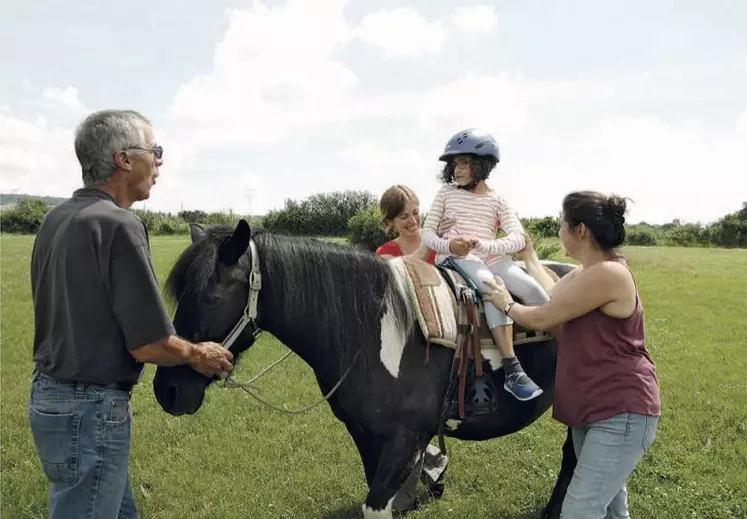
[218, 238, 263, 353]
[214, 237, 363, 414]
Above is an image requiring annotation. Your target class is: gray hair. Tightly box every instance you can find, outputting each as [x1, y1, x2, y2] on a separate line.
[74, 109, 151, 186]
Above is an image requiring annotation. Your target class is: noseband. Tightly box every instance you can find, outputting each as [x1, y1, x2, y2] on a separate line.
[220, 238, 263, 353]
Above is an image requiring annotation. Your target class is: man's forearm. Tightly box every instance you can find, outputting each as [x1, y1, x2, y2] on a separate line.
[130, 335, 198, 366]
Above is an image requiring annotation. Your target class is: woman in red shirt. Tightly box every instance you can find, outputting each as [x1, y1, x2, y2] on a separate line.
[373, 184, 450, 511]
[375, 184, 438, 264]
[484, 191, 661, 518]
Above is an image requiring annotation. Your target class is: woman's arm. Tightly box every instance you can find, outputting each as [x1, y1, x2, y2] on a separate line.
[518, 233, 562, 295]
[483, 261, 631, 331]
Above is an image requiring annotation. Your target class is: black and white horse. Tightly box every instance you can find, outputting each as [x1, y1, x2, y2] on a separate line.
[153, 220, 578, 518]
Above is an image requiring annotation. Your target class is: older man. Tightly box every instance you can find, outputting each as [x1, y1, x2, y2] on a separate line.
[28, 109, 233, 518]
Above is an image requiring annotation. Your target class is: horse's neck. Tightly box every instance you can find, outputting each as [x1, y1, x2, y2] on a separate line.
[258, 274, 349, 384]
[255, 238, 392, 385]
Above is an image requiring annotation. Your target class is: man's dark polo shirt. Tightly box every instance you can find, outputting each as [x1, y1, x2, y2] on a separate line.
[30, 188, 175, 386]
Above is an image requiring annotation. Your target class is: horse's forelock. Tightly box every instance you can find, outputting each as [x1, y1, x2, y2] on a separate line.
[165, 225, 234, 304]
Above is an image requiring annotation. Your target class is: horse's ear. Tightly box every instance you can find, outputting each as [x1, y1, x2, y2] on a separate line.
[219, 219, 251, 265]
[190, 223, 206, 243]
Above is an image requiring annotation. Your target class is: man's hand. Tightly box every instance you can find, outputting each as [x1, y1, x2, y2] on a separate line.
[190, 342, 234, 377]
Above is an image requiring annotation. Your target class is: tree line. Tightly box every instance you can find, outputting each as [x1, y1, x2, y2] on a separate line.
[2, 193, 746, 251]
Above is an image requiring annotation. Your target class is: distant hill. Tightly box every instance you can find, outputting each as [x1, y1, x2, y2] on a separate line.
[0, 193, 68, 208]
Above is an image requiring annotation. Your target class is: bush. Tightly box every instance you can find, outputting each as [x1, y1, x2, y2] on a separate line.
[264, 190, 377, 236]
[348, 206, 389, 252]
[203, 211, 242, 227]
[178, 210, 208, 225]
[531, 236, 562, 260]
[158, 220, 189, 235]
[525, 216, 561, 238]
[627, 230, 660, 246]
[710, 215, 747, 248]
[0, 198, 50, 234]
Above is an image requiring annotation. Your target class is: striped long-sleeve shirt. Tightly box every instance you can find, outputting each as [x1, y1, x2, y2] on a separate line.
[422, 184, 527, 265]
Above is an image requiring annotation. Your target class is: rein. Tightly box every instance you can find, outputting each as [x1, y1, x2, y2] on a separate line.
[216, 238, 363, 414]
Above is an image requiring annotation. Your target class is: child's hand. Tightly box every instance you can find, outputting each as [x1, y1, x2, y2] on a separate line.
[437, 215, 457, 236]
[465, 236, 480, 249]
[449, 237, 476, 256]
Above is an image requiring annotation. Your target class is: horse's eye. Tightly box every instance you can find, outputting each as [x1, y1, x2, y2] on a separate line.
[202, 294, 223, 306]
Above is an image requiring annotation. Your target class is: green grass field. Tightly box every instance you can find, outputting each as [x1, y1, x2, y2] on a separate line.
[2, 234, 746, 518]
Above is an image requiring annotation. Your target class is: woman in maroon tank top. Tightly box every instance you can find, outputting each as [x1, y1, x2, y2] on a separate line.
[483, 190, 661, 518]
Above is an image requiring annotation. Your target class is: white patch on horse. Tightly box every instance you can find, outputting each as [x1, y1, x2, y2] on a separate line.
[481, 349, 504, 371]
[362, 496, 395, 519]
[379, 302, 407, 378]
[377, 259, 414, 379]
[445, 419, 462, 431]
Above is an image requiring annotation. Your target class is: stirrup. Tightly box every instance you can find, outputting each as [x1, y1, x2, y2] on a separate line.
[466, 376, 498, 416]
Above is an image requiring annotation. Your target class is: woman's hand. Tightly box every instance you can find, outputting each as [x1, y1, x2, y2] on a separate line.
[516, 232, 538, 261]
[482, 277, 514, 310]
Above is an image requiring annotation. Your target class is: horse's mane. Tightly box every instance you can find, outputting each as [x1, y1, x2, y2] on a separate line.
[165, 225, 415, 368]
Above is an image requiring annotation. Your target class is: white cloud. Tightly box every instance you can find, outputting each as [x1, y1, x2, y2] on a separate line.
[355, 8, 445, 59]
[736, 110, 747, 134]
[0, 85, 89, 198]
[451, 5, 497, 35]
[41, 86, 87, 115]
[165, 0, 357, 147]
[0, 108, 81, 196]
[416, 72, 616, 142]
[2, 1, 744, 226]
[492, 115, 746, 224]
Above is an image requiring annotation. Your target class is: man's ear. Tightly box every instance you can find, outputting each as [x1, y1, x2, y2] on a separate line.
[114, 149, 132, 171]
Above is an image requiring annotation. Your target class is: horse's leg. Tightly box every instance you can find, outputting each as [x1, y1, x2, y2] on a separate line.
[391, 448, 424, 513]
[543, 427, 577, 519]
[346, 424, 382, 487]
[362, 430, 421, 519]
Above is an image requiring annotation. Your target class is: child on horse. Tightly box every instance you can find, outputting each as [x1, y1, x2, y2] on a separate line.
[421, 128, 549, 401]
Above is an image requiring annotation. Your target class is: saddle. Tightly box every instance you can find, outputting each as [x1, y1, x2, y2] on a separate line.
[398, 256, 555, 420]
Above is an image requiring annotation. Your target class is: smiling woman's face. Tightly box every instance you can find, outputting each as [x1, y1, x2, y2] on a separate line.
[390, 199, 421, 239]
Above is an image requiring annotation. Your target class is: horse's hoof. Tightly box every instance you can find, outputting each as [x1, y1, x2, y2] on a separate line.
[428, 482, 445, 499]
[541, 506, 560, 519]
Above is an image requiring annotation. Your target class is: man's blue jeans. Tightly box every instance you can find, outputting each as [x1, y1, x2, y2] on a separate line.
[561, 412, 659, 518]
[28, 372, 139, 519]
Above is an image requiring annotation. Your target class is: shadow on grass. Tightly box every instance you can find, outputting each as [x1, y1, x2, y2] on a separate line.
[322, 504, 551, 519]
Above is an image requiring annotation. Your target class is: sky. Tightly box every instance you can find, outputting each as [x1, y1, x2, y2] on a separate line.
[1, 0, 745, 224]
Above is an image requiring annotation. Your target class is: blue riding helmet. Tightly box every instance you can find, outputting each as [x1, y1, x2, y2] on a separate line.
[439, 128, 500, 162]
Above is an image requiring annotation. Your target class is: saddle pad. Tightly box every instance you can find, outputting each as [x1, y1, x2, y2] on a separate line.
[400, 256, 459, 348]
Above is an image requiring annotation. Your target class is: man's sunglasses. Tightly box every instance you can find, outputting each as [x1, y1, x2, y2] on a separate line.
[125, 145, 164, 160]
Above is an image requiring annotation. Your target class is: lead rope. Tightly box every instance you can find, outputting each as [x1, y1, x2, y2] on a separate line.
[221, 347, 364, 415]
